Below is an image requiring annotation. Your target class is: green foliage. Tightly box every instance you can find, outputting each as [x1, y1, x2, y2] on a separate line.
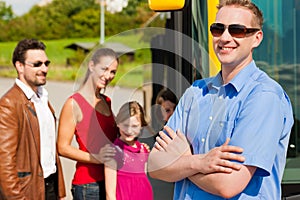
[0, 0, 155, 41]
[0, 1, 13, 21]
[71, 8, 100, 38]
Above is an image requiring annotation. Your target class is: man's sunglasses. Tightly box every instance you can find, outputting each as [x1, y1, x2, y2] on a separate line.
[210, 23, 260, 38]
[25, 60, 51, 67]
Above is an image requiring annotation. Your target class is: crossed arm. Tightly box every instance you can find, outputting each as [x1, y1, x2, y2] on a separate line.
[148, 126, 256, 198]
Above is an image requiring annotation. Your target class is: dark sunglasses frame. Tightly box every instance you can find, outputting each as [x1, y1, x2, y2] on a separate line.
[210, 23, 260, 38]
[25, 60, 51, 67]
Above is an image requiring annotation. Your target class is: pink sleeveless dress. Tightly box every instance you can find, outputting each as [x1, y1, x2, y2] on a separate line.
[114, 138, 153, 200]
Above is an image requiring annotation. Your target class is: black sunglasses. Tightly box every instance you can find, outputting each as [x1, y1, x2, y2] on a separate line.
[25, 60, 51, 67]
[210, 23, 260, 38]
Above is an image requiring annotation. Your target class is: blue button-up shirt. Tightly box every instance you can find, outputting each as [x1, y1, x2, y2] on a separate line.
[167, 61, 294, 199]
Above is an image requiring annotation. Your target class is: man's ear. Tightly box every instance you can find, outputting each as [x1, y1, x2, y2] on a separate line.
[253, 30, 263, 49]
[15, 61, 24, 74]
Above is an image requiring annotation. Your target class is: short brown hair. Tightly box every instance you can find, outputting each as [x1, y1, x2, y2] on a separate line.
[217, 0, 263, 28]
[12, 38, 46, 67]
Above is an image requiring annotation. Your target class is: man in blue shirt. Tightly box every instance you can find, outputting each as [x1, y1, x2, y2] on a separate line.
[148, 0, 294, 199]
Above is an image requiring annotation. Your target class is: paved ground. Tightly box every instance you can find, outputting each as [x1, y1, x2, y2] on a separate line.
[0, 77, 174, 200]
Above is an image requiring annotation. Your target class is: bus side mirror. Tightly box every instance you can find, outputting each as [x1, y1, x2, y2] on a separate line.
[148, 0, 188, 11]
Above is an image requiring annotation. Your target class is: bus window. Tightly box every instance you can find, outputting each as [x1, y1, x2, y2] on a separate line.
[250, 1, 300, 195]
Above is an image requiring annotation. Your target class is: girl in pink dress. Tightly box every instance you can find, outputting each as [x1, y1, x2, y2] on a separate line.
[105, 101, 153, 200]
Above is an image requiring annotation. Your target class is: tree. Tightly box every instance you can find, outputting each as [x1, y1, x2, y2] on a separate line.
[0, 1, 13, 21]
[71, 8, 100, 38]
[0, 0, 154, 41]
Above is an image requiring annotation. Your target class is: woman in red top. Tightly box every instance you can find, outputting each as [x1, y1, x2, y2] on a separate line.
[57, 48, 119, 200]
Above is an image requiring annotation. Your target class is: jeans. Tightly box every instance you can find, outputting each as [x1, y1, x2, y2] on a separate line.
[71, 181, 105, 200]
[45, 173, 58, 200]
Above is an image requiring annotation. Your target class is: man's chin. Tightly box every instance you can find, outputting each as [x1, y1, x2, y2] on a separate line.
[36, 80, 47, 86]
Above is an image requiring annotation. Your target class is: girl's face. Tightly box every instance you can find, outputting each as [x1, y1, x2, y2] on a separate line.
[118, 115, 142, 145]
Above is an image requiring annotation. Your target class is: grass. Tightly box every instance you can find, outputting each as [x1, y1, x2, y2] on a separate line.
[0, 34, 152, 88]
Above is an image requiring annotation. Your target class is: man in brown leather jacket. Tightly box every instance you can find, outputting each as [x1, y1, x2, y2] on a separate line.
[0, 39, 66, 199]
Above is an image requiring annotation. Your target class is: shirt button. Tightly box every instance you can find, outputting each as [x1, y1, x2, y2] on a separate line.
[220, 123, 224, 127]
[209, 116, 213, 120]
[201, 138, 205, 143]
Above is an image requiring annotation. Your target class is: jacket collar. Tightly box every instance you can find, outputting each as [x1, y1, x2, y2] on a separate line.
[15, 78, 48, 100]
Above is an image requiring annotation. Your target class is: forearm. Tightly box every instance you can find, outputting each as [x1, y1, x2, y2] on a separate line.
[148, 129, 245, 182]
[58, 145, 100, 164]
[188, 165, 256, 198]
[148, 149, 201, 182]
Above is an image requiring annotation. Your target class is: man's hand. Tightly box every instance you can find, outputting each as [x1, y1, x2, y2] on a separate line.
[198, 138, 245, 174]
[148, 126, 191, 173]
[154, 126, 191, 156]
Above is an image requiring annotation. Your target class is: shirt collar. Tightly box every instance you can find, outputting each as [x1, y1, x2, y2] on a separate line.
[15, 78, 48, 100]
[207, 60, 257, 93]
[230, 60, 257, 92]
[207, 72, 223, 90]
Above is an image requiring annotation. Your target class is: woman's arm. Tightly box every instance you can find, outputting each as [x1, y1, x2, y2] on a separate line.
[57, 98, 115, 164]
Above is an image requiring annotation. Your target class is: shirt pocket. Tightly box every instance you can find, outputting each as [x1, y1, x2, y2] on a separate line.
[18, 171, 32, 188]
[208, 120, 235, 148]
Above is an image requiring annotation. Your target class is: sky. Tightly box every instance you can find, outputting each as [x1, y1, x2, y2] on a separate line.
[3, 0, 41, 16]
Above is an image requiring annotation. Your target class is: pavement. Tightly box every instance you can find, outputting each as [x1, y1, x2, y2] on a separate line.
[0, 77, 174, 200]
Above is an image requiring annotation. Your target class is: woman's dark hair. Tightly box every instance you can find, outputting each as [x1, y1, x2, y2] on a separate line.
[156, 88, 178, 106]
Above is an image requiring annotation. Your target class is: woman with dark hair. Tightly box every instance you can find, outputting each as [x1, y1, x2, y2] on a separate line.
[156, 88, 178, 123]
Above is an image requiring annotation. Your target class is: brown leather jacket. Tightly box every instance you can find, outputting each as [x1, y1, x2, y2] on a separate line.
[0, 84, 66, 199]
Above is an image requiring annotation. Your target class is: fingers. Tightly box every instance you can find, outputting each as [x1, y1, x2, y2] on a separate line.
[218, 159, 243, 171]
[220, 145, 244, 154]
[154, 137, 166, 151]
[222, 152, 245, 163]
[214, 165, 233, 173]
[222, 138, 230, 146]
[220, 138, 244, 154]
[214, 145, 245, 163]
[163, 126, 177, 139]
[99, 144, 117, 163]
[154, 131, 171, 151]
[159, 131, 172, 144]
[102, 144, 117, 155]
[141, 142, 150, 151]
[176, 129, 188, 142]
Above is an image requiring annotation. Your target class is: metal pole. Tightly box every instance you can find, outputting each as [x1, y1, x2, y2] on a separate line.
[100, 0, 105, 44]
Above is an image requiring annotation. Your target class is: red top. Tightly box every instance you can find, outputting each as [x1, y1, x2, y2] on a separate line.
[71, 93, 118, 184]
